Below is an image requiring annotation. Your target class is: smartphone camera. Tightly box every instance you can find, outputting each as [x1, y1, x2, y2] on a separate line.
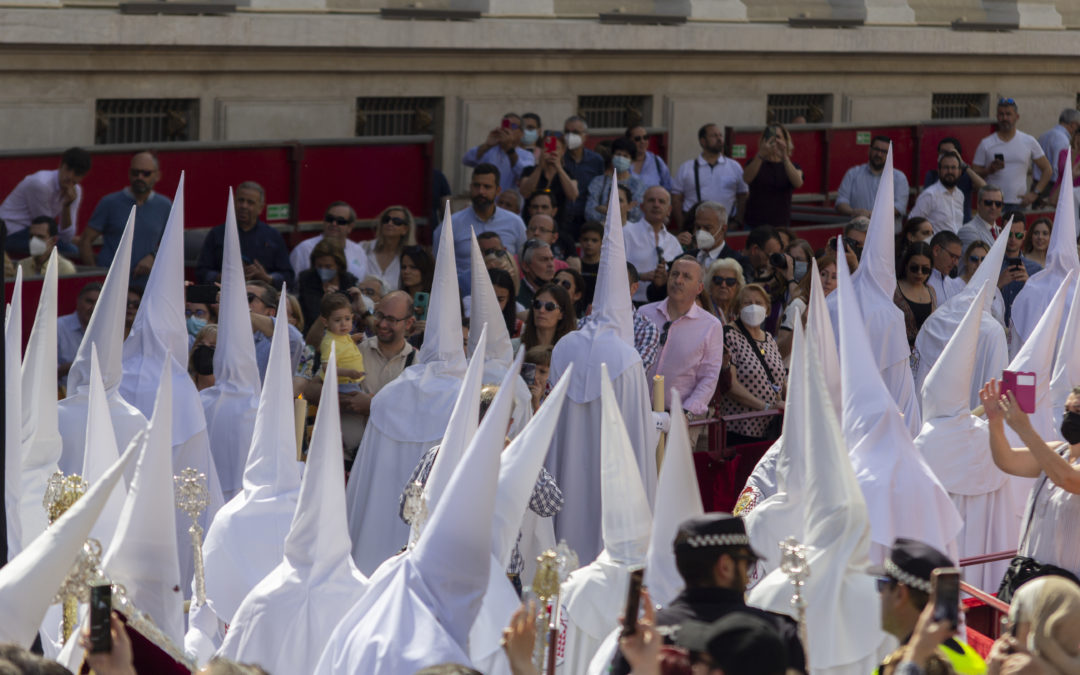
[931, 568, 961, 630]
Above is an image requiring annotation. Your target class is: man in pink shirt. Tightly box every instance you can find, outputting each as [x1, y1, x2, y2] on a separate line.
[639, 255, 724, 446]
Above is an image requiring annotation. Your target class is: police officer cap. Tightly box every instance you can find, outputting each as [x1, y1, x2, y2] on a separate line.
[867, 537, 954, 594]
[673, 513, 759, 557]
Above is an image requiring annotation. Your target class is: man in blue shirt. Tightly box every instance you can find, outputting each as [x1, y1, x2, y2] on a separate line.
[462, 112, 535, 192]
[78, 151, 172, 287]
[433, 163, 526, 296]
[835, 135, 910, 231]
[561, 115, 606, 237]
[196, 181, 295, 288]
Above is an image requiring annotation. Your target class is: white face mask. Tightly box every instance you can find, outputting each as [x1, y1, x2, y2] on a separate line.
[565, 133, 583, 151]
[522, 128, 539, 145]
[28, 236, 48, 257]
[740, 303, 767, 327]
[612, 156, 632, 173]
[695, 229, 716, 251]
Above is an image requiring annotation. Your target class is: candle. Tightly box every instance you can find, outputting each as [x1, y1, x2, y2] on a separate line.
[652, 375, 666, 470]
[294, 395, 307, 461]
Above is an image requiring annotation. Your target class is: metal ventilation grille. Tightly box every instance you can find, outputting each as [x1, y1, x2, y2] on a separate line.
[931, 93, 989, 119]
[355, 97, 441, 136]
[767, 94, 830, 124]
[577, 95, 651, 130]
[95, 99, 199, 144]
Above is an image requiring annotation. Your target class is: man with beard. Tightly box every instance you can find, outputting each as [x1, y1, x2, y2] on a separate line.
[909, 151, 966, 235]
[972, 98, 1053, 210]
[197, 180, 295, 288]
[434, 162, 527, 295]
[79, 151, 172, 286]
[671, 123, 749, 231]
[836, 135, 910, 230]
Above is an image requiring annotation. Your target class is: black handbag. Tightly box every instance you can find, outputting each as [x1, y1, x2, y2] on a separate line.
[997, 464, 1080, 602]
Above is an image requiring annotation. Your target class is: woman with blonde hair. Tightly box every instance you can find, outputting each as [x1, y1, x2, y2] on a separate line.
[362, 205, 417, 291]
[705, 257, 745, 324]
[742, 123, 804, 228]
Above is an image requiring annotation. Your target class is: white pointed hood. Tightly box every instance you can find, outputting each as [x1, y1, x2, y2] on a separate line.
[855, 144, 899, 297]
[1011, 150, 1080, 348]
[748, 298, 886, 672]
[599, 362, 652, 565]
[82, 346, 128, 549]
[201, 188, 262, 499]
[419, 201, 467, 368]
[217, 344, 367, 675]
[19, 249, 62, 550]
[553, 172, 639, 403]
[4, 268, 24, 558]
[644, 389, 705, 607]
[914, 223, 1012, 408]
[58, 206, 147, 477]
[421, 325, 486, 517]
[1006, 270, 1074, 443]
[102, 358, 185, 647]
[1050, 274, 1080, 431]
[67, 206, 135, 396]
[836, 237, 961, 562]
[922, 281, 992, 422]
[807, 257, 842, 418]
[469, 234, 514, 368]
[0, 437, 138, 647]
[201, 287, 302, 625]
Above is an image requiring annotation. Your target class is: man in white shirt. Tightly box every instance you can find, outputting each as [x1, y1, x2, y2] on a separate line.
[0, 146, 91, 258]
[623, 186, 683, 303]
[926, 231, 965, 305]
[1036, 108, 1080, 185]
[909, 151, 965, 234]
[671, 123, 748, 230]
[972, 98, 1053, 209]
[289, 201, 368, 279]
[957, 185, 1004, 265]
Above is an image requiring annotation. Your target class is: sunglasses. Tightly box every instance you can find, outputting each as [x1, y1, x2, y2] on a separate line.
[659, 320, 672, 346]
[129, 168, 153, 178]
[374, 311, 408, 324]
[558, 279, 574, 291]
[843, 236, 863, 252]
[247, 292, 269, 305]
[712, 276, 738, 287]
[632, 135, 648, 142]
[532, 300, 557, 312]
[908, 264, 931, 275]
[325, 215, 353, 226]
[998, 97, 1016, 106]
[969, 255, 985, 263]
[1012, 231, 1026, 240]
[381, 215, 407, 226]
[874, 576, 895, 593]
[981, 199, 1003, 208]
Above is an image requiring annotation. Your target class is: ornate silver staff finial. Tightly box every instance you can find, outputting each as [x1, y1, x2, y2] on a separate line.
[43, 470, 89, 641]
[779, 536, 810, 667]
[175, 468, 209, 607]
[401, 480, 428, 549]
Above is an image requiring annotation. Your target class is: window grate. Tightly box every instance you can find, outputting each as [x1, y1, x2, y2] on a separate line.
[931, 93, 989, 119]
[577, 95, 651, 130]
[355, 97, 441, 136]
[766, 94, 831, 124]
[95, 99, 199, 145]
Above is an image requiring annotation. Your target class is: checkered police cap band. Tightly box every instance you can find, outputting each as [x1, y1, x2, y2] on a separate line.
[680, 533, 751, 548]
[885, 559, 932, 593]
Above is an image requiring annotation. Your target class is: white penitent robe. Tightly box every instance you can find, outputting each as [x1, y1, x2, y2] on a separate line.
[544, 363, 653, 565]
[914, 313, 1010, 412]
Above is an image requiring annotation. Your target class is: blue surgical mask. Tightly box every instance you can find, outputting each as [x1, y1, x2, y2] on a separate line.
[522, 128, 539, 145]
[187, 315, 207, 337]
[612, 156, 632, 173]
[793, 260, 808, 281]
[317, 267, 336, 283]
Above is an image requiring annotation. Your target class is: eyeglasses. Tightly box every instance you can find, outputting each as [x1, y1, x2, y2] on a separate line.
[632, 135, 648, 142]
[374, 311, 408, 324]
[969, 255, 985, 264]
[981, 199, 1004, 208]
[324, 215, 353, 226]
[247, 292, 268, 306]
[359, 287, 378, 297]
[532, 300, 557, 312]
[659, 320, 672, 346]
[558, 279, 574, 291]
[381, 215, 407, 226]
[874, 576, 895, 593]
[129, 169, 153, 178]
[843, 236, 863, 252]
[908, 264, 931, 275]
[712, 276, 738, 287]
[185, 308, 209, 318]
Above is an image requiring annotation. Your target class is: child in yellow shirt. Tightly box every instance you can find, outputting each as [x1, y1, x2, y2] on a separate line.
[319, 292, 365, 392]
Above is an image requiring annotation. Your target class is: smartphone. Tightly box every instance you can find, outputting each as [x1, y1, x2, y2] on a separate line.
[89, 584, 112, 654]
[994, 153, 1005, 164]
[502, 118, 512, 129]
[544, 135, 558, 153]
[1005, 256, 1023, 269]
[931, 568, 961, 630]
[414, 291, 430, 321]
[763, 126, 776, 141]
[620, 566, 645, 637]
[186, 283, 218, 305]
[1001, 370, 1037, 413]
[521, 362, 537, 387]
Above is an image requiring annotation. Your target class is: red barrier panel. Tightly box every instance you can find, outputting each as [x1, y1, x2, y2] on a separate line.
[4, 272, 107, 348]
[726, 128, 826, 198]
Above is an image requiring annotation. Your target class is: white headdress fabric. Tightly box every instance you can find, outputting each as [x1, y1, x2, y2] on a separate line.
[201, 188, 262, 499]
[419, 201, 467, 368]
[4, 269, 24, 558]
[1050, 266, 1080, 431]
[82, 345, 129, 550]
[468, 233, 514, 368]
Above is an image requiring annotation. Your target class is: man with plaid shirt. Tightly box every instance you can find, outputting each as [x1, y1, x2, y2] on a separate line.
[397, 385, 563, 595]
[578, 262, 661, 372]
